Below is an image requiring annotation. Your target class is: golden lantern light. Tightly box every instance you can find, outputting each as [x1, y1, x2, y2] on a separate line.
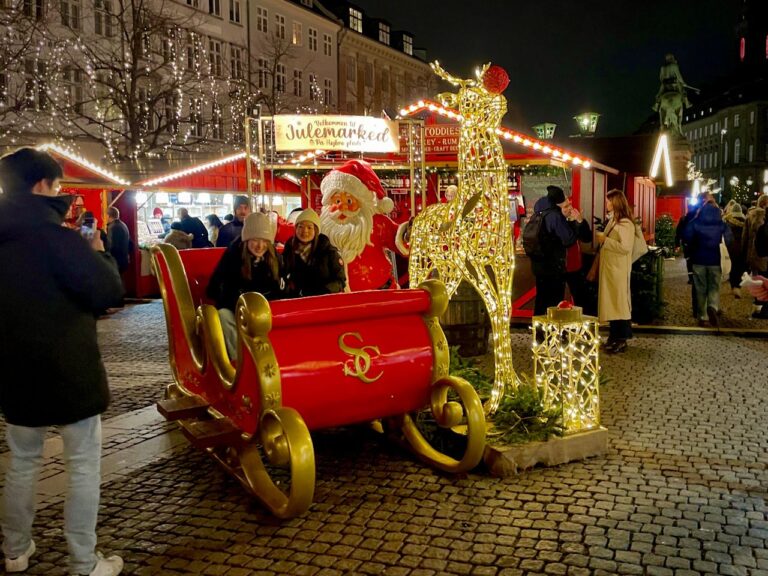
[532, 303, 601, 434]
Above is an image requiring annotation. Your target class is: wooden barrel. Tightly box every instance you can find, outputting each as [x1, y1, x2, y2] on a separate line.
[439, 281, 489, 357]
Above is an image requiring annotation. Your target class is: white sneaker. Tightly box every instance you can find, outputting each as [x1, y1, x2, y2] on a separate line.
[87, 552, 123, 576]
[5, 540, 35, 573]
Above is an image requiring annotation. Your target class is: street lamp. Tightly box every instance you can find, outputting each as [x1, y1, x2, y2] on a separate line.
[719, 128, 727, 194]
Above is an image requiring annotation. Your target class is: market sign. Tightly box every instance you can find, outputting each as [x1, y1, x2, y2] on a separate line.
[274, 115, 400, 153]
[424, 124, 460, 154]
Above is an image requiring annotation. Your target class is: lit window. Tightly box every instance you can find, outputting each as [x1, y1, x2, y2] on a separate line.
[292, 22, 302, 46]
[378, 23, 390, 45]
[349, 8, 362, 33]
[403, 34, 413, 56]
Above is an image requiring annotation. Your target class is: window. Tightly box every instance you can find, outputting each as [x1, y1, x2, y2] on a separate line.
[749, 144, 754, 162]
[750, 110, 755, 124]
[308, 73, 317, 102]
[381, 68, 389, 92]
[714, 151, 718, 167]
[275, 14, 285, 40]
[94, 0, 113, 37]
[212, 103, 223, 140]
[185, 0, 198, 7]
[162, 28, 177, 62]
[257, 58, 269, 89]
[349, 8, 362, 32]
[734, 138, 741, 164]
[292, 22, 302, 45]
[364, 62, 373, 88]
[378, 23, 389, 45]
[300, 0, 311, 6]
[256, 7, 267, 33]
[22, 0, 44, 20]
[228, 0, 239, 23]
[164, 95, 178, 134]
[208, 0, 219, 16]
[734, 113, 740, 127]
[190, 98, 203, 138]
[186, 34, 200, 70]
[208, 39, 222, 77]
[61, 0, 80, 29]
[308, 28, 317, 51]
[276, 63, 285, 93]
[724, 141, 729, 164]
[323, 78, 332, 106]
[24, 59, 47, 110]
[346, 56, 356, 83]
[403, 34, 413, 56]
[63, 67, 83, 113]
[230, 45, 243, 80]
[323, 33, 332, 57]
[724, 116, 728, 130]
[293, 69, 302, 97]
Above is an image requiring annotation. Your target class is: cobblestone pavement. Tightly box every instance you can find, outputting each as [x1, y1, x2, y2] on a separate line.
[2, 300, 764, 576]
[650, 257, 765, 331]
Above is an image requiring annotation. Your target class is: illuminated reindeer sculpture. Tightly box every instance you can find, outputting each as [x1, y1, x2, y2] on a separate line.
[408, 62, 517, 412]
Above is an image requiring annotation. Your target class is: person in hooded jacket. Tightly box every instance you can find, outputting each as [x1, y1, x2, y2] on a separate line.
[282, 209, 346, 297]
[723, 201, 747, 297]
[0, 148, 124, 575]
[216, 195, 250, 247]
[530, 185, 588, 315]
[682, 201, 734, 328]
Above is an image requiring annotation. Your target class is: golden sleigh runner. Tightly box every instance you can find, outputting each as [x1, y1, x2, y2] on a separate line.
[151, 244, 486, 518]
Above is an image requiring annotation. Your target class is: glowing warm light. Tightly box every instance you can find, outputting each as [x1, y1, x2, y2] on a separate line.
[141, 152, 246, 186]
[409, 62, 519, 413]
[399, 99, 594, 168]
[197, 193, 211, 204]
[532, 307, 601, 434]
[135, 192, 148, 205]
[37, 143, 130, 186]
[222, 194, 233, 205]
[178, 192, 192, 204]
[650, 134, 674, 187]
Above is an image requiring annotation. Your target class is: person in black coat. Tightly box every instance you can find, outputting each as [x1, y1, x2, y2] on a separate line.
[106, 206, 131, 273]
[206, 212, 283, 357]
[216, 195, 250, 247]
[0, 148, 124, 575]
[282, 209, 346, 297]
[530, 185, 586, 315]
[177, 207, 210, 248]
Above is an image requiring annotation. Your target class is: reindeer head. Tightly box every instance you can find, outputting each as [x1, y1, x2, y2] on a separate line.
[431, 61, 510, 121]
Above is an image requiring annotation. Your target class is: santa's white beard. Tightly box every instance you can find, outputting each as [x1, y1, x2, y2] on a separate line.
[320, 203, 374, 264]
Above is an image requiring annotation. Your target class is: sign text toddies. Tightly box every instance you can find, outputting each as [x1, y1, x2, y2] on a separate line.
[274, 115, 400, 153]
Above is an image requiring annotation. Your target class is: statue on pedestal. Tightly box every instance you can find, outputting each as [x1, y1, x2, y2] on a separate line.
[653, 54, 697, 135]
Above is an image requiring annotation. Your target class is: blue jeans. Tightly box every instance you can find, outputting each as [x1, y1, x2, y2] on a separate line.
[2, 415, 101, 575]
[692, 264, 722, 320]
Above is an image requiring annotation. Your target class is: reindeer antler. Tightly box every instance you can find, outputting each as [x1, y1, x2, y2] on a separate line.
[430, 60, 466, 88]
[475, 63, 491, 82]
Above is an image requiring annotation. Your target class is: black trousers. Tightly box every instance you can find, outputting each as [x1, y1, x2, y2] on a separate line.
[609, 319, 632, 342]
[534, 275, 566, 316]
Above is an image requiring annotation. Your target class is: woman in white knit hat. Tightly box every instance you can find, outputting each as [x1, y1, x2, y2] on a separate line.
[282, 208, 346, 297]
[206, 212, 283, 357]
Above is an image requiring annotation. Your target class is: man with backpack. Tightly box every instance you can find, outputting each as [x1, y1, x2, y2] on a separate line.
[525, 185, 589, 315]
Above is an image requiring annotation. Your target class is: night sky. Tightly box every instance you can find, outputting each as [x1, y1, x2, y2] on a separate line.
[353, 0, 741, 137]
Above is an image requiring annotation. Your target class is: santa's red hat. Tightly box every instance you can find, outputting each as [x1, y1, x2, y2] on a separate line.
[320, 159, 394, 214]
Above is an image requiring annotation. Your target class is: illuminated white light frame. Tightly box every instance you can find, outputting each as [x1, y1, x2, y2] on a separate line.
[399, 99, 593, 169]
[650, 134, 674, 187]
[37, 143, 131, 186]
[140, 152, 247, 187]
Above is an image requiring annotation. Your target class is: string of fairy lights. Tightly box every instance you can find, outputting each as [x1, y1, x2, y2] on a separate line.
[0, 7, 331, 162]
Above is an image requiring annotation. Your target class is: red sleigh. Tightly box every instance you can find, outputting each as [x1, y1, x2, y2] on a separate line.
[150, 244, 486, 518]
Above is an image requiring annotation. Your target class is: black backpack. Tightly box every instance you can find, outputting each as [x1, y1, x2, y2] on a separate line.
[756, 221, 768, 258]
[523, 208, 554, 259]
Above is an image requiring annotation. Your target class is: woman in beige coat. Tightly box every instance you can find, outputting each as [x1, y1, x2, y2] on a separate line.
[596, 189, 635, 353]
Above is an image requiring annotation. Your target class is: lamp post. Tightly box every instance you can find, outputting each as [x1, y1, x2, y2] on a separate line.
[719, 128, 727, 194]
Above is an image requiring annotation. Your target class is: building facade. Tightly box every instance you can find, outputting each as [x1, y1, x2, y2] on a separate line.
[324, 1, 432, 116]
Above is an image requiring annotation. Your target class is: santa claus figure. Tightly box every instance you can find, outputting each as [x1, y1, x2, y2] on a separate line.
[319, 159, 409, 291]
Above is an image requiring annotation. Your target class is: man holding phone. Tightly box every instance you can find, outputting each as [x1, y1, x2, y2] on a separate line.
[0, 148, 124, 575]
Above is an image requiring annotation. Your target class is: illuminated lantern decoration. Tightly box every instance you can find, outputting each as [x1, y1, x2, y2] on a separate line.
[532, 303, 601, 434]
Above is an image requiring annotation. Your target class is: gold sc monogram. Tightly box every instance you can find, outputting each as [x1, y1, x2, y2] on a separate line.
[338, 332, 383, 383]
